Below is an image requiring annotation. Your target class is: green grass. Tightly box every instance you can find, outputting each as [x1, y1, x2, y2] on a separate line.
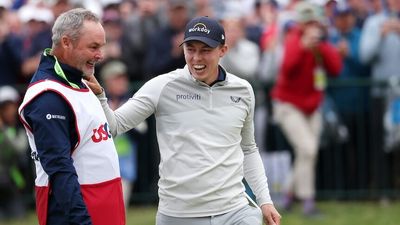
[1, 201, 399, 225]
[0, 206, 157, 225]
[282, 201, 400, 225]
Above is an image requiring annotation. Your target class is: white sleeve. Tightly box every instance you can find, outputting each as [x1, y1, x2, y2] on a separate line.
[97, 76, 166, 136]
[243, 151, 273, 206]
[241, 83, 273, 206]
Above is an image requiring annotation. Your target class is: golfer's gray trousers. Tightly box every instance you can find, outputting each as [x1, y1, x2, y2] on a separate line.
[156, 204, 262, 225]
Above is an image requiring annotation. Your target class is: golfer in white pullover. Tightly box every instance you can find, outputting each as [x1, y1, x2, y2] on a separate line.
[86, 16, 281, 225]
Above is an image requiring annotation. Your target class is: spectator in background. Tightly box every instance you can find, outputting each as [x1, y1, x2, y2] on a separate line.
[120, 0, 165, 82]
[220, 11, 260, 81]
[144, 0, 189, 79]
[100, 60, 133, 110]
[329, 2, 370, 114]
[50, 0, 74, 19]
[347, 0, 372, 28]
[101, 5, 124, 60]
[19, 0, 73, 82]
[2, 6, 22, 35]
[244, 0, 267, 45]
[18, 1, 54, 80]
[119, 0, 137, 21]
[368, 0, 384, 14]
[100, 59, 147, 208]
[0, 85, 28, 220]
[278, 0, 304, 26]
[327, 1, 371, 190]
[324, 0, 338, 28]
[270, 1, 342, 216]
[0, 7, 23, 86]
[255, 0, 286, 159]
[214, 0, 258, 44]
[257, 0, 283, 84]
[360, 0, 400, 82]
[359, 0, 400, 194]
[192, 0, 215, 17]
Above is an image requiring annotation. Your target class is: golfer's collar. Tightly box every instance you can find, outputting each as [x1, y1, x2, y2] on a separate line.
[187, 65, 227, 87]
[213, 65, 227, 85]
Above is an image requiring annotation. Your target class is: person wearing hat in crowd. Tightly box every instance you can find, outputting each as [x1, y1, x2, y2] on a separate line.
[85, 16, 281, 225]
[270, 1, 342, 217]
[143, 0, 189, 79]
[327, 1, 371, 191]
[359, 0, 400, 195]
[0, 85, 28, 221]
[18, 8, 125, 225]
[0, 7, 23, 87]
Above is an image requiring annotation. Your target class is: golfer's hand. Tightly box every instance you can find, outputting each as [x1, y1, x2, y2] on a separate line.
[84, 74, 103, 95]
[261, 204, 281, 225]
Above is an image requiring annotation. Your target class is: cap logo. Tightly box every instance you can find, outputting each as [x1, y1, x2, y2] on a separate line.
[188, 23, 210, 34]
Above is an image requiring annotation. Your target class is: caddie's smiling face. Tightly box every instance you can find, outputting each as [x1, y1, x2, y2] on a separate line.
[183, 40, 227, 85]
[63, 21, 106, 77]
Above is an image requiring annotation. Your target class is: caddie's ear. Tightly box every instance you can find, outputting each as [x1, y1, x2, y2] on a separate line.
[60, 35, 72, 49]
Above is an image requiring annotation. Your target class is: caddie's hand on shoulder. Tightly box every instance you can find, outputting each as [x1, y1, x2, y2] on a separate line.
[83, 74, 103, 95]
[261, 203, 281, 225]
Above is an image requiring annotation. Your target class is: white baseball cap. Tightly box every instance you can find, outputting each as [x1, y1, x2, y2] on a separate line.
[0, 85, 19, 104]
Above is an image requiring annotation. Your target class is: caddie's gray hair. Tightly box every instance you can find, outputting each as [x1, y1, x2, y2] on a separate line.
[52, 8, 100, 47]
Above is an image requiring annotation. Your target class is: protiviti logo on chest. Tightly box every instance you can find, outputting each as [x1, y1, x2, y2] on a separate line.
[176, 93, 201, 101]
[188, 23, 210, 34]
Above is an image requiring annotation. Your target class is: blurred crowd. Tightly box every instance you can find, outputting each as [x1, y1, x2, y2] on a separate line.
[1, 0, 400, 221]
